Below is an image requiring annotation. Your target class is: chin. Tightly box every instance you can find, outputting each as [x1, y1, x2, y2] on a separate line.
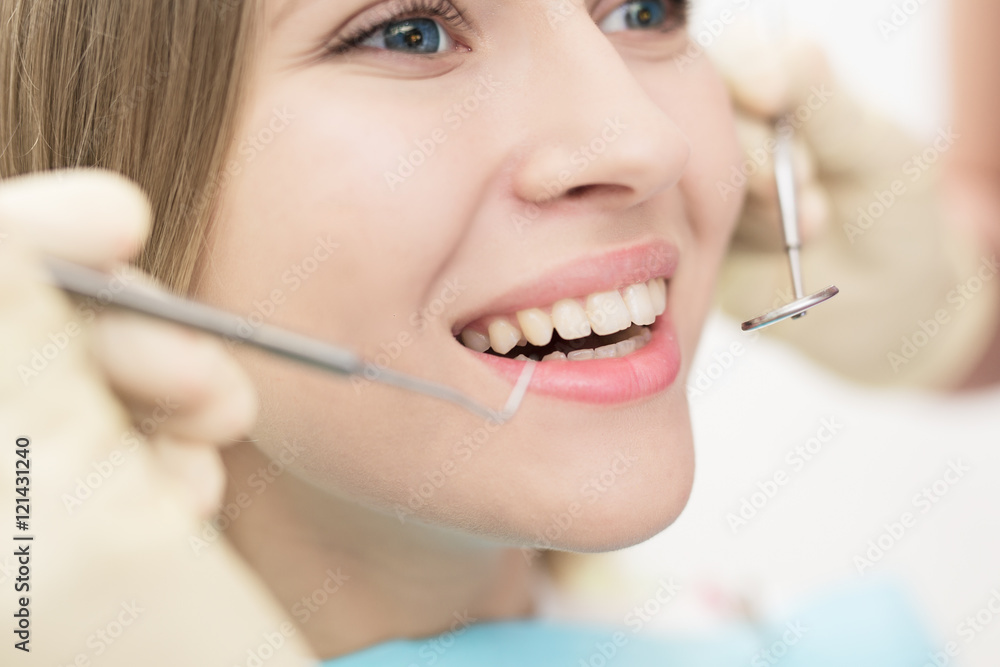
[537, 419, 695, 553]
[428, 386, 698, 554]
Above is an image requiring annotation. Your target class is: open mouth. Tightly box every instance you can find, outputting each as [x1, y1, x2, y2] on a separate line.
[455, 277, 667, 362]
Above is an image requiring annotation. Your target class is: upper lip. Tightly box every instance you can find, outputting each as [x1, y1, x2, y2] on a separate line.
[450, 239, 678, 334]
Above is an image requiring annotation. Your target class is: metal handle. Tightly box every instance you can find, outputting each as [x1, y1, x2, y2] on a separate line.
[774, 122, 806, 305]
[42, 256, 514, 422]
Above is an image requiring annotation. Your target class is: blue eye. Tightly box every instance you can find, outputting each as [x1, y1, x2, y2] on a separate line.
[599, 0, 671, 33]
[359, 17, 456, 54]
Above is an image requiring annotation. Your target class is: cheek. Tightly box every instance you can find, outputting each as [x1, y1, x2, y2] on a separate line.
[196, 74, 527, 530]
[658, 59, 745, 249]
[199, 75, 482, 347]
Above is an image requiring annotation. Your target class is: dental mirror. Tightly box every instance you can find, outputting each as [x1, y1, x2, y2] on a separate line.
[741, 120, 839, 332]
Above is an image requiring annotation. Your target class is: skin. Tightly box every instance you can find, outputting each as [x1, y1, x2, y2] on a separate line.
[190, 0, 743, 658]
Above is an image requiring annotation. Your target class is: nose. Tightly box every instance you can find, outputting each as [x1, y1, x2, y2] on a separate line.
[509, 9, 690, 212]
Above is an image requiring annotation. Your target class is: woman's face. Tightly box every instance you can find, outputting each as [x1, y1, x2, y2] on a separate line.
[194, 0, 743, 551]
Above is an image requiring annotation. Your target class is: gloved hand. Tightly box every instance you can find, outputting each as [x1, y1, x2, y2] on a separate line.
[0, 169, 318, 666]
[709, 27, 999, 388]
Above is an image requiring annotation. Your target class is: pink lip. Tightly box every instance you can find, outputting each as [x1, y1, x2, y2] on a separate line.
[457, 240, 682, 405]
[451, 240, 679, 332]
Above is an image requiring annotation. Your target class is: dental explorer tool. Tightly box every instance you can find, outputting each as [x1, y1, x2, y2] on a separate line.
[741, 120, 839, 332]
[42, 256, 533, 423]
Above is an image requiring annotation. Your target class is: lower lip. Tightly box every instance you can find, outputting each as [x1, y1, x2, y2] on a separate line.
[467, 316, 681, 405]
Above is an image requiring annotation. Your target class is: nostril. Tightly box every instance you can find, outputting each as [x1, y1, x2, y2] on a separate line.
[565, 183, 632, 201]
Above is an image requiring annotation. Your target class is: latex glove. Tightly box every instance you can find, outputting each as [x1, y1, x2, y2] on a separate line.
[0, 169, 318, 666]
[709, 28, 999, 388]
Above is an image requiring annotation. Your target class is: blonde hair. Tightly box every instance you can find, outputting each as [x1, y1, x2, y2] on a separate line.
[0, 0, 259, 294]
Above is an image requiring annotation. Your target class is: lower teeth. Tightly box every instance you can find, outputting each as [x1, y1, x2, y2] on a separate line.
[508, 326, 652, 362]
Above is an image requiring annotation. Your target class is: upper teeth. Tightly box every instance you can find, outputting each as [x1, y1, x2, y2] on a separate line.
[459, 277, 667, 355]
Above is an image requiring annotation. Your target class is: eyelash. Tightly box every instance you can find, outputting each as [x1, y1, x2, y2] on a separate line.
[325, 0, 689, 58]
[326, 0, 469, 57]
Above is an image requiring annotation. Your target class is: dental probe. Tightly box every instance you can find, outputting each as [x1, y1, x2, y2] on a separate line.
[42, 256, 534, 423]
[741, 121, 839, 332]
[740, 0, 838, 332]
